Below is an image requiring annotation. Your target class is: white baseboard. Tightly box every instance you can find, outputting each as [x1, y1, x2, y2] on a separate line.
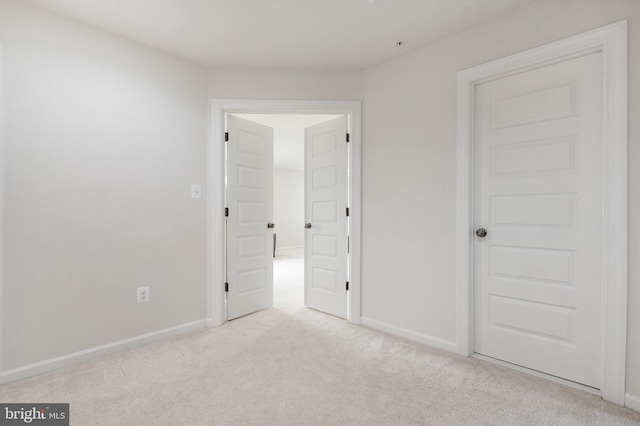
[276, 245, 304, 251]
[360, 317, 457, 353]
[626, 393, 640, 413]
[1, 319, 208, 384]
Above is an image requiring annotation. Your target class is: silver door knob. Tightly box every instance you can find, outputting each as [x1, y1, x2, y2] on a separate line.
[475, 228, 487, 238]
[267, 223, 275, 229]
[305, 223, 312, 229]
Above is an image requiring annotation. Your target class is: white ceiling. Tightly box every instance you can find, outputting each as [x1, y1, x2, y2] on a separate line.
[20, 0, 539, 70]
[233, 114, 341, 171]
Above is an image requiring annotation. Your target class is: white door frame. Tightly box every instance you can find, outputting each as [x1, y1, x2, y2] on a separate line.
[456, 21, 627, 404]
[208, 99, 361, 326]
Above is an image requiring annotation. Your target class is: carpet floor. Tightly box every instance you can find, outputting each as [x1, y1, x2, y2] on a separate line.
[1, 248, 639, 425]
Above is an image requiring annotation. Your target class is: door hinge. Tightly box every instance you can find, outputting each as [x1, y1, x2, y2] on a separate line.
[346, 133, 350, 143]
[225, 132, 229, 142]
[346, 281, 349, 291]
[225, 207, 229, 217]
[225, 282, 229, 292]
[346, 207, 350, 217]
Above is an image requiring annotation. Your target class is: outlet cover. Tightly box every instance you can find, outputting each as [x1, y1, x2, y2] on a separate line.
[137, 286, 150, 303]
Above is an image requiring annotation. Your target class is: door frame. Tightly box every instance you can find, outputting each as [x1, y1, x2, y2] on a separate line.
[208, 99, 361, 326]
[455, 21, 628, 404]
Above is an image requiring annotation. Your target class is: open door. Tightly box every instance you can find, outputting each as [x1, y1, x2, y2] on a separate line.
[226, 115, 274, 320]
[304, 116, 348, 318]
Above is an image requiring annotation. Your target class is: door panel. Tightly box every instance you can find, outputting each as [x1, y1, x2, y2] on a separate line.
[474, 52, 602, 388]
[305, 116, 348, 318]
[227, 115, 274, 320]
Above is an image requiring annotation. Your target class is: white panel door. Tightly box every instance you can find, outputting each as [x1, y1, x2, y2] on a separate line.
[305, 116, 348, 318]
[474, 52, 603, 388]
[227, 115, 274, 320]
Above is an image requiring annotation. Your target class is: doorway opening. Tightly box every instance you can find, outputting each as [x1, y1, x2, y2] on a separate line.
[233, 113, 342, 314]
[272, 246, 304, 312]
[209, 99, 362, 327]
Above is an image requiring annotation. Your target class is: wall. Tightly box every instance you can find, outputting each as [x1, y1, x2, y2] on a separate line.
[208, 68, 363, 101]
[0, 1, 364, 377]
[0, 0, 209, 373]
[362, 0, 640, 400]
[3, 0, 638, 406]
[0, 40, 4, 377]
[274, 168, 304, 251]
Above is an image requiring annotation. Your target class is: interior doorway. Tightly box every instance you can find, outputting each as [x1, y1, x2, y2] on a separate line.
[209, 99, 362, 327]
[232, 113, 342, 315]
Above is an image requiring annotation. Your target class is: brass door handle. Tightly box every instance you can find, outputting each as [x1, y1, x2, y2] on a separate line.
[475, 228, 487, 238]
[305, 223, 312, 229]
[267, 223, 275, 229]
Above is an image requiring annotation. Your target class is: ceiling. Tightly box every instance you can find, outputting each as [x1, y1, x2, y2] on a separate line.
[234, 114, 341, 171]
[20, 0, 539, 70]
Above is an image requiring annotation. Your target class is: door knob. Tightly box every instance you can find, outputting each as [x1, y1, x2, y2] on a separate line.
[475, 228, 487, 238]
[305, 223, 312, 229]
[267, 223, 275, 229]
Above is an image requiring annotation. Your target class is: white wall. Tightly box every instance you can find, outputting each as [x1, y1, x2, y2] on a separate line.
[0, 39, 4, 377]
[3, 0, 639, 406]
[274, 168, 304, 250]
[208, 68, 363, 101]
[362, 0, 640, 401]
[0, 0, 209, 372]
[0, 0, 364, 376]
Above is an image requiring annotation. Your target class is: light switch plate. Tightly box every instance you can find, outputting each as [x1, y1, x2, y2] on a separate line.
[191, 184, 201, 198]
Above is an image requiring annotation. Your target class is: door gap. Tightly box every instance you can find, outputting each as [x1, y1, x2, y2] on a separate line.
[226, 113, 346, 317]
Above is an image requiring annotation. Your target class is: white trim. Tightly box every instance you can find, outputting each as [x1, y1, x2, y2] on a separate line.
[209, 99, 362, 326]
[275, 245, 305, 251]
[361, 317, 457, 353]
[625, 394, 640, 413]
[456, 21, 628, 405]
[0, 319, 207, 384]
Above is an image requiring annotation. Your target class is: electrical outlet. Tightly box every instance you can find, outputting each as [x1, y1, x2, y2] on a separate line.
[137, 286, 150, 303]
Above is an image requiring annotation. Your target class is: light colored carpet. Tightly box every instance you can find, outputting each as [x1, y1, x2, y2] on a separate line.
[1, 249, 639, 425]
